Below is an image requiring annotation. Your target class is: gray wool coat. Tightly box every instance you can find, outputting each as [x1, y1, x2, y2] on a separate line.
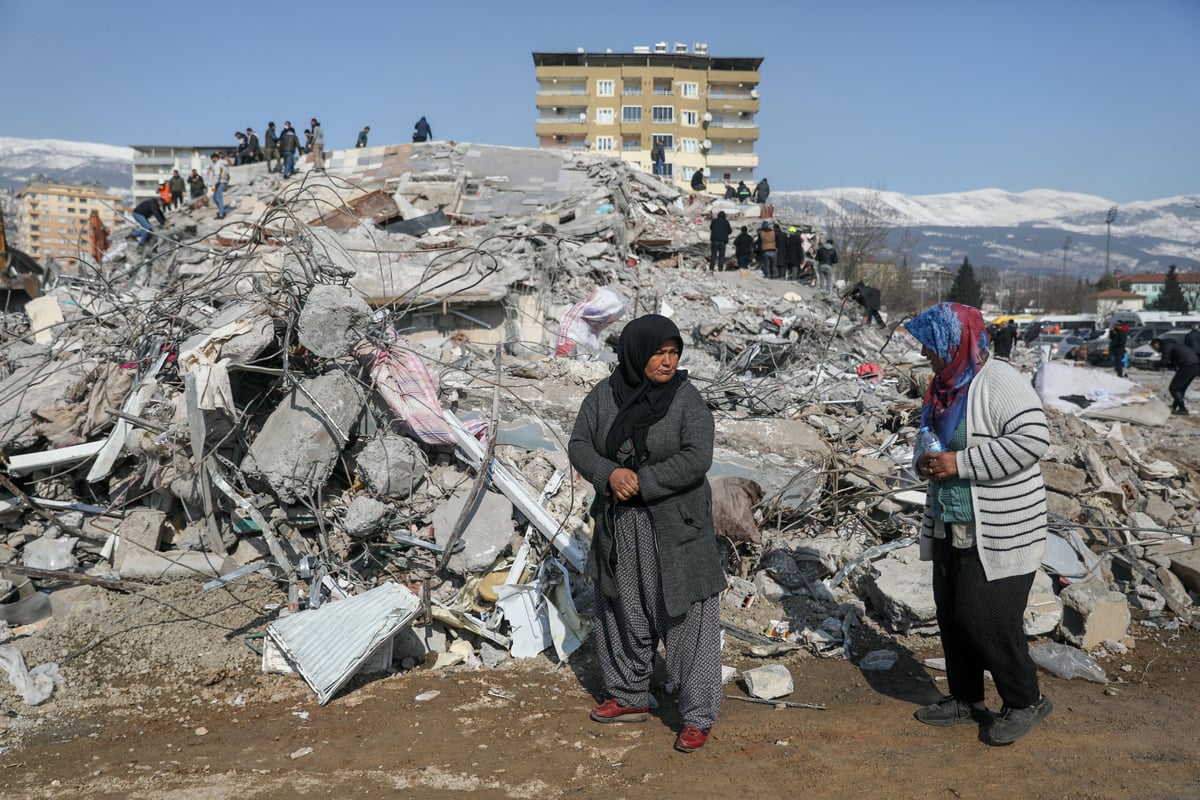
[568, 376, 727, 618]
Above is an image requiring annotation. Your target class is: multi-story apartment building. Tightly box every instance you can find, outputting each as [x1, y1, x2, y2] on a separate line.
[13, 180, 123, 267]
[132, 144, 227, 206]
[533, 43, 762, 187]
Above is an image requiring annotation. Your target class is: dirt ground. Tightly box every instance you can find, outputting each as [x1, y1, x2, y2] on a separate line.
[2, 574, 1199, 800]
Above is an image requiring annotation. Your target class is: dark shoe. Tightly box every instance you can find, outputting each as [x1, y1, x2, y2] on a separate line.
[674, 725, 710, 752]
[215, 214, 226, 220]
[1173, 408, 1189, 416]
[988, 696, 1053, 745]
[914, 696, 993, 727]
[590, 699, 649, 724]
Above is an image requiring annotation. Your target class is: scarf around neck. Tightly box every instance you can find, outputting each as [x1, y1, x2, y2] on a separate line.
[905, 302, 989, 446]
[604, 314, 686, 467]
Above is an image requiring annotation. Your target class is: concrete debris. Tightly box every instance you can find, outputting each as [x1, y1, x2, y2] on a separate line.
[1, 138, 1197, 715]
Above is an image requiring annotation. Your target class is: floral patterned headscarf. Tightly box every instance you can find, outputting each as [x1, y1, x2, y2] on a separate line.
[905, 303, 989, 445]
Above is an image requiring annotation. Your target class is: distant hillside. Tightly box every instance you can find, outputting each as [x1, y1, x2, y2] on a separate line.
[771, 188, 1200, 277]
[0, 137, 133, 201]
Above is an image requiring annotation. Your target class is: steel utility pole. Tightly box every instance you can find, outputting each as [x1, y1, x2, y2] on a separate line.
[1060, 236, 1072, 310]
[1105, 206, 1118, 276]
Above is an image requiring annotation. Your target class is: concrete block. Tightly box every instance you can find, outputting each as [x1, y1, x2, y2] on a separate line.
[742, 664, 793, 699]
[858, 649, 898, 671]
[1024, 569, 1063, 636]
[343, 496, 389, 538]
[1143, 495, 1176, 527]
[241, 370, 365, 503]
[866, 549, 937, 634]
[1041, 461, 1088, 495]
[432, 489, 514, 575]
[48, 585, 109, 619]
[115, 508, 167, 568]
[723, 576, 756, 609]
[1156, 564, 1194, 611]
[117, 550, 231, 581]
[1058, 573, 1131, 650]
[1165, 544, 1200, 594]
[297, 284, 373, 358]
[353, 434, 427, 499]
[1045, 491, 1082, 522]
[754, 571, 788, 603]
[395, 622, 447, 662]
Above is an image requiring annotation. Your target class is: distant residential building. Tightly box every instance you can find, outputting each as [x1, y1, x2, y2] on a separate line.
[131, 145, 227, 206]
[1082, 288, 1144, 319]
[13, 180, 122, 266]
[1118, 271, 1200, 312]
[532, 43, 762, 186]
[910, 262, 955, 303]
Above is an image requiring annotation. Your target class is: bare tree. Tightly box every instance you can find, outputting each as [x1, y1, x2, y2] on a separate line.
[822, 188, 900, 287]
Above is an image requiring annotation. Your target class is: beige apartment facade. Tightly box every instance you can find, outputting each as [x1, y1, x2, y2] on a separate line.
[533, 44, 762, 187]
[13, 180, 123, 267]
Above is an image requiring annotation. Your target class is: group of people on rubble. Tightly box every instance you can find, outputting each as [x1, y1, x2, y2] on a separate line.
[707, 215, 828, 282]
[570, 301, 1053, 754]
[721, 178, 770, 205]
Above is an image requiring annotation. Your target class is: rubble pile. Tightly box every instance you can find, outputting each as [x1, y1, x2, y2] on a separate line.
[1, 141, 1197, 714]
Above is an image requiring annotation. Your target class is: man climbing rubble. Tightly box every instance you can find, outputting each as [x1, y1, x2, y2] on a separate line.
[131, 196, 166, 245]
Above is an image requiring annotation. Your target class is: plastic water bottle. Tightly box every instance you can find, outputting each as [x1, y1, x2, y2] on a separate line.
[915, 425, 944, 462]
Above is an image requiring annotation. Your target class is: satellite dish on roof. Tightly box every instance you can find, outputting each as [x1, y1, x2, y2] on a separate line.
[750, 88, 759, 99]
[578, 113, 587, 123]
[701, 139, 711, 150]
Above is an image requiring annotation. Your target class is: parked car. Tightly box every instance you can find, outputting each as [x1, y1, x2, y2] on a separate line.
[1129, 329, 1190, 369]
[1034, 334, 1086, 361]
[1086, 324, 1172, 367]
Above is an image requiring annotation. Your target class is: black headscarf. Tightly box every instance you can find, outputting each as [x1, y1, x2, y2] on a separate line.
[603, 314, 686, 467]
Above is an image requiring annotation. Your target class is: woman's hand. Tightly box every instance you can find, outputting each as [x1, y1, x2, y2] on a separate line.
[608, 467, 640, 502]
[919, 451, 959, 481]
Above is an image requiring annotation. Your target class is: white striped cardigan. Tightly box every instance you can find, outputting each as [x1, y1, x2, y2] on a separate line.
[918, 357, 1049, 580]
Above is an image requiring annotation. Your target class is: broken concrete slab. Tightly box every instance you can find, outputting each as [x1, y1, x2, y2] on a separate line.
[343, 496, 389, 539]
[0, 357, 99, 450]
[742, 664, 793, 699]
[240, 370, 365, 503]
[297, 284, 373, 359]
[352, 433, 427, 499]
[432, 489, 514, 575]
[1058, 573, 1132, 650]
[865, 547, 937, 634]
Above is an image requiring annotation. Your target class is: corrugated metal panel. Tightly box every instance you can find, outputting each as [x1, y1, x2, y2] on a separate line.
[266, 582, 420, 705]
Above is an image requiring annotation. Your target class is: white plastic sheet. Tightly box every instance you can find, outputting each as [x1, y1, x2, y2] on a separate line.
[0, 646, 62, 705]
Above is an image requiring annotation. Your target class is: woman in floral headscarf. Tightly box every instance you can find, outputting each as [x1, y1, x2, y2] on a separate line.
[905, 302, 1053, 746]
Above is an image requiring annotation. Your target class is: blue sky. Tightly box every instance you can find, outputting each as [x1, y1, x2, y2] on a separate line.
[3, 0, 1197, 203]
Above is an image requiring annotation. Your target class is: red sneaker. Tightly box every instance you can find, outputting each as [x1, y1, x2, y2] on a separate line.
[674, 725, 711, 752]
[589, 698, 649, 723]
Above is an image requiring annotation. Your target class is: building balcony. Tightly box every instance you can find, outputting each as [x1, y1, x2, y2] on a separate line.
[708, 96, 759, 113]
[706, 125, 759, 142]
[535, 86, 588, 98]
[535, 119, 589, 135]
[705, 152, 759, 168]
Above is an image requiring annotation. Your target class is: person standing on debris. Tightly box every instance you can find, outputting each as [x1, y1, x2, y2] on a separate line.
[245, 128, 262, 163]
[168, 170, 186, 209]
[816, 238, 838, 295]
[187, 168, 206, 205]
[756, 221, 779, 279]
[650, 137, 666, 176]
[992, 319, 1017, 359]
[310, 118, 325, 170]
[906, 302, 1053, 746]
[234, 131, 250, 165]
[753, 177, 770, 204]
[708, 211, 732, 272]
[264, 122, 280, 172]
[734, 225, 754, 270]
[279, 122, 301, 178]
[1108, 320, 1130, 378]
[413, 115, 432, 143]
[132, 196, 167, 245]
[568, 314, 725, 754]
[209, 152, 229, 219]
[847, 279, 886, 328]
[784, 226, 804, 280]
[735, 180, 751, 203]
[356, 126, 370, 148]
[1150, 336, 1198, 415]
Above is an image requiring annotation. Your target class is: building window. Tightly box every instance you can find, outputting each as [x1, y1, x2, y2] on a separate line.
[596, 79, 614, 97]
[681, 82, 698, 98]
[622, 137, 640, 151]
[596, 108, 614, 125]
[653, 79, 672, 96]
[681, 110, 699, 127]
[622, 80, 641, 96]
[681, 167, 697, 180]
[652, 106, 674, 124]
[680, 139, 699, 154]
[652, 134, 675, 149]
[621, 105, 642, 123]
[595, 136, 615, 151]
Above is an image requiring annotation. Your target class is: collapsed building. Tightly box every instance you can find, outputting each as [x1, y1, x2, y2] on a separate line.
[1, 140, 1197, 710]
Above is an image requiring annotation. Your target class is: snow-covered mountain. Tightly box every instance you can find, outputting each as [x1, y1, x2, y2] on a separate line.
[772, 187, 1200, 277]
[0, 137, 134, 200]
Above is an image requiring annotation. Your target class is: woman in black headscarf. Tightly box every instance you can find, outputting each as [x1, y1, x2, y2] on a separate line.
[568, 314, 726, 753]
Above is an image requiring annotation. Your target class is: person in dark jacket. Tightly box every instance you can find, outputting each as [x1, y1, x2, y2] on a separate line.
[234, 132, 250, 165]
[735, 181, 751, 203]
[1022, 321, 1043, 346]
[723, 184, 737, 200]
[816, 238, 838, 295]
[992, 320, 1017, 359]
[413, 116, 432, 143]
[167, 170, 186, 209]
[753, 178, 770, 204]
[568, 314, 725, 754]
[757, 221, 778, 278]
[1184, 323, 1200, 356]
[650, 137, 666, 175]
[186, 169, 206, 200]
[708, 211, 732, 271]
[1151, 338, 1199, 415]
[848, 280, 886, 327]
[264, 122, 280, 172]
[784, 226, 805, 280]
[733, 226, 754, 270]
[356, 126, 370, 148]
[278, 122, 301, 178]
[132, 197, 166, 244]
[1109, 322, 1130, 377]
[245, 128, 261, 163]
[690, 168, 706, 192]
